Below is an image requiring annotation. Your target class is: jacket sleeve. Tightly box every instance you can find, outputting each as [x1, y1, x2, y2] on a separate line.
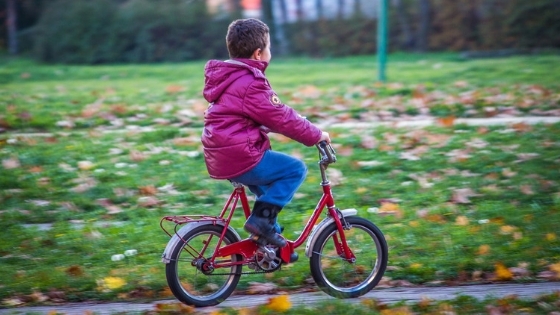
[243, 79, 322, 147]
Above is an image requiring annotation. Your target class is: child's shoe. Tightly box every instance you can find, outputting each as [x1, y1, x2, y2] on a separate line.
[244, 201, 286, 248]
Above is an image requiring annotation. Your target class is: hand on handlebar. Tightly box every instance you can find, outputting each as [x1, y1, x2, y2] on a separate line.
[318, 131, 331, 144]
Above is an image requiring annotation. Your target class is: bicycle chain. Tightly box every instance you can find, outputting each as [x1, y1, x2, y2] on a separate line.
[204, 268, 277, 276]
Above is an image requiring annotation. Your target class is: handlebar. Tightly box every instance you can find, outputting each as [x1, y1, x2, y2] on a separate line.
[316, 141, 336, 166]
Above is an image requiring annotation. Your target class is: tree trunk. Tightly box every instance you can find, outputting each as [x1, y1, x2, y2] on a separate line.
[392, 0, 414, 49]
[338, 0, 345, 19]
[295, 0, 303, 21]
[7, 0, 18, 55]
[417, 0, 431, 52]
[315, 0, 323, 19]
[272, 0, 290, 55]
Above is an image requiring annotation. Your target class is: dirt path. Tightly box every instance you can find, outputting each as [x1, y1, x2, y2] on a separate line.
[2, 282, 559, 315]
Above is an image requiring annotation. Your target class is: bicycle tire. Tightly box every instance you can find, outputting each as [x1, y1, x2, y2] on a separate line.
[165, 224, 242, 307]
[309, 216, 388, 298]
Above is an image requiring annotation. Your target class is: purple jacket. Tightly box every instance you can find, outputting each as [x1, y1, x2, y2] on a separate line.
[201, 58, 322, 179]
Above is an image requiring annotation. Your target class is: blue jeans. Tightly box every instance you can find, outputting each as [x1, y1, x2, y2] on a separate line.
[230, 150, 307, 208]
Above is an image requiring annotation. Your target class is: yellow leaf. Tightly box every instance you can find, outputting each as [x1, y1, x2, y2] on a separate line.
[494, 263, 513, 281]
[500, 225, 517, 235]
[546, 233, 557, 241]
[355, 187, 368, 194]
[379, 202, 399, 212]
[478, 244, 491, 255]
[380, 306, 414, 315]
[101, 276, 126, 290]
[550, 262, 560, 277]
[378, 202, 403, 218]
[265, 295, 291, 312]
[455, 215, 469, 226]
[410, 263, 422, 269]
[236, 308, 255, 315]
[408, 220, 420, 228]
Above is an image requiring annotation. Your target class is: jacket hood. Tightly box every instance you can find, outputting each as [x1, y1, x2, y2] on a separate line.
[203, 58, 269, 103]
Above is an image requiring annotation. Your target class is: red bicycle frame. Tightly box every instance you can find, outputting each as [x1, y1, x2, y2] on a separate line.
[160, 143, 355, 268]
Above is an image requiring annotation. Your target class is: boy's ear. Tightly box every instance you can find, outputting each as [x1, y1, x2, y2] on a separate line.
[250, 48, 262, 60]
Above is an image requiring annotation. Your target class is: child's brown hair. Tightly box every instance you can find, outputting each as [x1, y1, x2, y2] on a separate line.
[226, 18, 269, 59]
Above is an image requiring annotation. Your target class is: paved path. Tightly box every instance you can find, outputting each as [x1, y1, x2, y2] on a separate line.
[6, 116, 560, 139]
[1, 282, 559, 315]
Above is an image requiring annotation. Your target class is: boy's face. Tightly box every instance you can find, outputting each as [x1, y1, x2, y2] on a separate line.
[252, 34, 271, 63]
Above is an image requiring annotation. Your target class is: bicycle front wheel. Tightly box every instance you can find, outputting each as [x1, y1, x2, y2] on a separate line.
[165, 224, 242, 307]
[309, 216, 388, 298]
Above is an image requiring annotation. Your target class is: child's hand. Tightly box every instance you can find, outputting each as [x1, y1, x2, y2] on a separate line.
[318, 131, 331, 144]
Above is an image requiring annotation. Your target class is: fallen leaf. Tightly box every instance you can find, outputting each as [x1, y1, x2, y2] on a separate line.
[247, 282, 277, 294]
[97, 276, 126, 291]
[154, 302, 195, 313]
[437, 116, 455, 127]
[377, 202, 403, 218]
[66, 265, 84, 277]
[519, 185, 534, 195]
[550, 262, 560, 278]
[265, 295, 291, 312]
[77, 161, 95, 170]
[478, 244, 491, 255]
[455, 216, 469, 226]
[139, 185, 158, 196]
[129, 150, 146, 162]
[512, 122, 532, 133]
[2, 298, 24, 306]
[500, 225, 518, 235]
[165, 85, 184, 94]
[494, 263, 513, 281]
[450, 188, 481, 204]
[2, 157, 20, 169]
[137, 196, 160, 207]
[380, 306, 414, 315]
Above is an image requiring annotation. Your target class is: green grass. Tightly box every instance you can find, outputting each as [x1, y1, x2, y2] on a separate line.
[0, 53, 559, 306]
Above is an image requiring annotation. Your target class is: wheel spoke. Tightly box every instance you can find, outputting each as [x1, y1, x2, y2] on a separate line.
[165, 225, 242, 307]
[309, 217, 388, 298]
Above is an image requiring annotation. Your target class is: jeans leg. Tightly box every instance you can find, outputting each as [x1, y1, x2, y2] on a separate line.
[230, 150, 307, 208]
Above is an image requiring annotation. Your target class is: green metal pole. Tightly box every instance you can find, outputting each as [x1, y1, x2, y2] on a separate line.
[377, 0, 388, 82]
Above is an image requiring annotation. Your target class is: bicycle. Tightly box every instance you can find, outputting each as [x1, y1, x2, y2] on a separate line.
[160, 141, 388, 307]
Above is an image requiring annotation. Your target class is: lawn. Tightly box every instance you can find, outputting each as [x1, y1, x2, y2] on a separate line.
[0, 53, 559, 306]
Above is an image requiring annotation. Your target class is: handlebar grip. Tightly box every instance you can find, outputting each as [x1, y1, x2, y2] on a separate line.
[316, 141, 336, 165]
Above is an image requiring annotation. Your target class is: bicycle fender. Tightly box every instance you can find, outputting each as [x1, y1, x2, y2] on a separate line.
[304, 209, 358, 258]
[161, 221, 241, 264]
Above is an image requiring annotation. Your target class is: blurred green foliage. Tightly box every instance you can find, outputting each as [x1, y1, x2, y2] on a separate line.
[3, 0, 560, 64]
[31, 0, 233, 64]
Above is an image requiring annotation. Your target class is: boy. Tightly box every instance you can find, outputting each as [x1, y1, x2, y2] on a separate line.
[201, 18, 330, 247]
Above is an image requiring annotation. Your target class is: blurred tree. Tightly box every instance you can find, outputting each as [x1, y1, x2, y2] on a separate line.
[391, 0, 414, 50]
[416, 0, 431, 51]
[6, 0, 16, 54]
[337, 0, 345, 19]
[506, 0, 560, 49]
[315, 0, 323, 19]
[3, 0, 559, 62]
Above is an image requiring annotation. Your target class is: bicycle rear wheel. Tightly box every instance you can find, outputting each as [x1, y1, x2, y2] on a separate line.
[309, 216, 388, 298]
[165, 224, 242, 307]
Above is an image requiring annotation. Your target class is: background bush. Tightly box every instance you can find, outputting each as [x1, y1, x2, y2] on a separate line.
[31, 0, 232, 64]
[5, 0, 560, 64]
